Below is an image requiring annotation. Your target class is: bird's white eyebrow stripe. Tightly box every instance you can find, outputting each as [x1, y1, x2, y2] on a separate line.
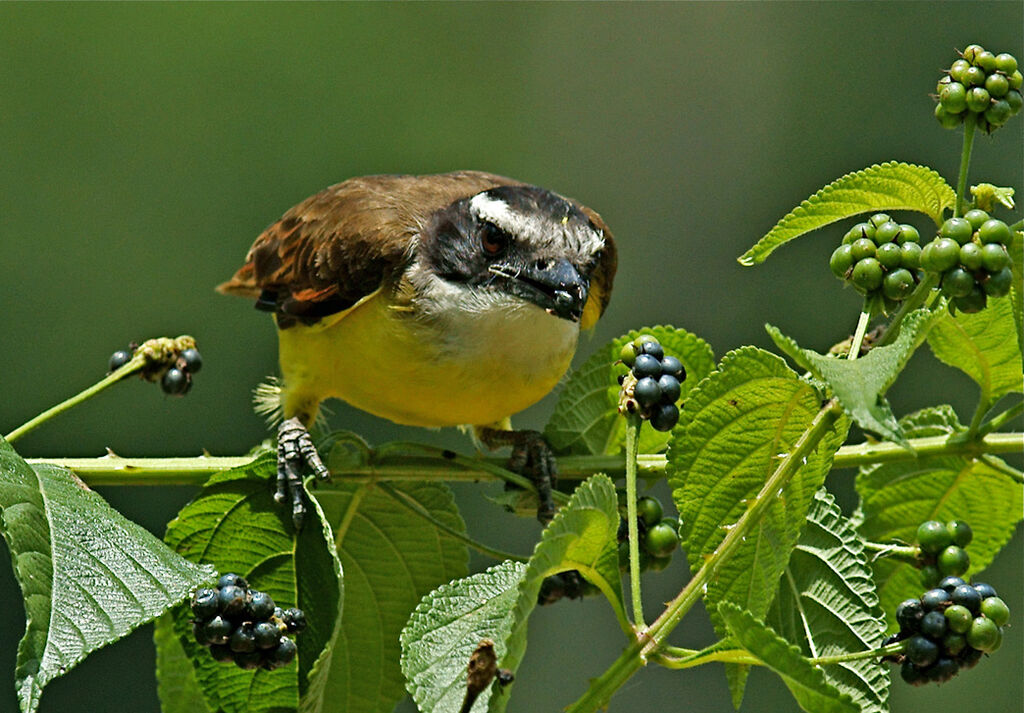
[469, 193, 535, 237]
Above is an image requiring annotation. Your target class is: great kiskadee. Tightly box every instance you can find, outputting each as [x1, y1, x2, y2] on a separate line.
[219, 171, 617, 528]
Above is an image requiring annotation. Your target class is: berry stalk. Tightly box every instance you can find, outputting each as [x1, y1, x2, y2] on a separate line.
[623, 413, 646, 629]
[848, 307, 872, 360]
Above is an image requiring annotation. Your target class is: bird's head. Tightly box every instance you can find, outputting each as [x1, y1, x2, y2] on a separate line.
[416, 184, 616, 327]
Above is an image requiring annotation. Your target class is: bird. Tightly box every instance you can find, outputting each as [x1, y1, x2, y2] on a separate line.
[218, 171, 617, 529]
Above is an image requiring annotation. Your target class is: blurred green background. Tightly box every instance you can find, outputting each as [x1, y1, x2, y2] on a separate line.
[0, 3, 1020, 712]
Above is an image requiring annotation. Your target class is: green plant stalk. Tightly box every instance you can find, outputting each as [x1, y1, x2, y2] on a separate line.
[3, 357, 145, 443]
[655, 641, 905, 670]
[563, 400, 843, 713]
[978, 400, 1024, 437]
[848, 307, 871, 360]
[25, 430, 1023, 486]
[623, 414, 645, 628]
[377, 482, 527, 562]
[863, 541, 919, 562]
[954, 113, 977, 217]
[979, 454, 1024, 484]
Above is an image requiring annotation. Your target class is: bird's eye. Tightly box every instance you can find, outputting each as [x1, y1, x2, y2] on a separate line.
[480, 222, 510, 257]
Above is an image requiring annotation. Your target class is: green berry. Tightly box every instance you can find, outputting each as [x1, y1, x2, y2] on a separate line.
[940, 82, 968, 113]
[643, 522, 679, 558]
[975, 50, 997, 72]
[945, 604, 974, 634]
[980, 243, 1009, 272]
[995, 53, 1018, 74]
[986, 99, 1012, 126]
[942, 267, 975, 298]
[868, 213, 891, 228]
[1007, 89, 1023, 114]
[917, 520, 953, 554]
[940, 217, 973, 244]
[619, 343, 638, 366]
[843, 222, 874, 244]
[985, 72, 1010, 98]
[955, 285, 988, 313]
[900, 242, 922, 270]
[850, 238, 876, 261]
[934, 104, 961, 129]
[943, 632, 968, 656]
[896, 224, 920, 244]
[1010, 70, 1024, 90]
[635, 496, 663, 527]
[962, 44, 985, 64]
[830, 245, 855, 278]
[979, 218, 1012, 244]
[920, 564, 941, 589]
[947, 520, 973, 547]
[851, 258, 883, 291]
[950, 59, 971, 83]
[876, 242, 902, 269]
[929, 238, 962, 272]
[959, 242, 984, 270]
[980, 596, 1010, 627]
[874, 220, 902, 244]
[967, 615, 1001, 651]
[964, 66, 987, 88]
[963, 209, 990, 230]
[883, 268, 916, 300]
[937, 545, 970, 576]
[982, 267, 1013, 298]
[966, 86, 991, 112]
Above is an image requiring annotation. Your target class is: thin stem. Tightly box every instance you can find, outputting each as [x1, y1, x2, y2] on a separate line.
[4, 356, 145, 443]
[978, 400, 1024, 437]
[863, 541, 919, 563]
[23, 431, 1024, 486]
[811, 641, 905, 665]
[623, 414, 645, 628]
[848, 308, 872, 360]
[1009, 218, 1023, 232]
[979, 454, 1024, 484]
[874, 273, 939, 348]
[967, 398, 993, 439]
[655, 645, 762, 669]
[377, 482, 527, 562]
[954, 113, 977, 217]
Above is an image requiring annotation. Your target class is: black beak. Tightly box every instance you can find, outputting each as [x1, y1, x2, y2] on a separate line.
[512, 257, 589, 322]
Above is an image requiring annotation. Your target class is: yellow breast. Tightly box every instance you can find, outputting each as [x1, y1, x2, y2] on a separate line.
[276, 291, 579, 428]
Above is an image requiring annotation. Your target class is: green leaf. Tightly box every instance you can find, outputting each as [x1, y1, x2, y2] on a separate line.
[738, 162, 955, 265]
[855, 406, 1024, 628]
[718, 604, 858, 713]
[314, 480, 469, 713]
[0, 436, 214, 713]
[154, 613, 213, 713]
[767, 307, 942, 444]
[544, 325, 715, 455]
[667, 348, 847, 705]
[163, 455, 343, 713]
[400, 561, 526, 713]
[767, 489, 889, 713]
[928, 294, 1023, 409]
[1009, 229, 1023, 356]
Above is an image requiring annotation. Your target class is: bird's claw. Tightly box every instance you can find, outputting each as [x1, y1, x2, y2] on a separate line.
[276, 417, 332, 530]
[481, 428, 558, 525]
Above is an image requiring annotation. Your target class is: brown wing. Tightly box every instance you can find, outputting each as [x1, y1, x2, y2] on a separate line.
[218, 171, 524, 325]
[575, 204, 617, 330]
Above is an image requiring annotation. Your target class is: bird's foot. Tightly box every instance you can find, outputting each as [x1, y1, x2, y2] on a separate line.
[478, 428, 557, 525]
[276, 417, 332, 530]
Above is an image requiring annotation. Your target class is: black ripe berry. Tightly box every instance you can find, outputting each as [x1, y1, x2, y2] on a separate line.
[254, 621, 281, 650]
[658, 374, 681, 404]
[633, 377, 662, 408]
[266, 637, 298, 669]
[950, 584, 982, 614]
[108, 349, 132, 372]
[283, 608, 307, 634]
[161, 367, 191, 396]
[218, 573, 248, 589]
[191, 588, 220, 620]
[939, 576, 967, 592]
[229, 623, 257, 653]
[896, 599, 924, 631]
[218, 585, 248, 617]
[973, 582, 997, 600]
[632, 354, 661, 379]
[204, 615, 233, 646]
[180, 348, 203, 374]
[248, 590, 276, 620]
[650, 403, 679, 432]
[660, 356, 685, 381]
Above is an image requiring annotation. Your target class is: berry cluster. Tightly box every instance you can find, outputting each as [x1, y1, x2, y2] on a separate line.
[618, 495, 680, 572]
[108, 343, 203, 395]
[190, 573, 305, 671]
[935, 45, 1022, 133]
[830, 214, 923, 308]
[618, 336, 686, 432]
[916, 519, 972, 588]
[892, 577, 1010, 685]
[921, 213, 1014, 313]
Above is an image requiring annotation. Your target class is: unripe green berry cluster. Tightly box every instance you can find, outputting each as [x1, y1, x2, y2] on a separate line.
[921, 212, 1013, 313]
[916, 519, 973, 588]
[891, 576, 1009, 686]
[830, 213, 923, 308]
[190, 573, 305, 671]
[935, 44, 1022, 132]
[617, 494, 680, 573]
[619, 336, 686, 432]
